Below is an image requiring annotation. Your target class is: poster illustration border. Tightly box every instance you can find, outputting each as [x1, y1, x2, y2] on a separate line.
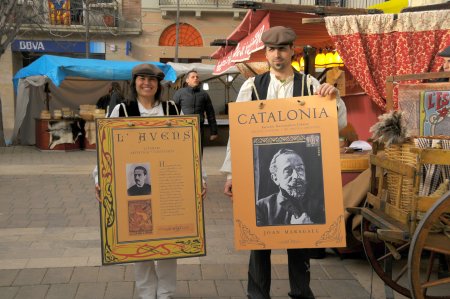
[96, 116, 205, 265]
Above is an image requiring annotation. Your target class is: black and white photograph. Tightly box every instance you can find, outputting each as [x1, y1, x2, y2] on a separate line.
[253, 134, 325, 227]
[126, 163, 152, 196]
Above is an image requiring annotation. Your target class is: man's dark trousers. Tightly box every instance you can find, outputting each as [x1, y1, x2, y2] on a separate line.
[247, 249, 315, 299]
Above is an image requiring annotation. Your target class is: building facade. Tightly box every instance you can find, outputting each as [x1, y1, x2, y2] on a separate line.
[1, 0, 394, 144]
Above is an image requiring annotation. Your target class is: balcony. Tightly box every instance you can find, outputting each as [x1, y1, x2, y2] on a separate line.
[19, 0, 141, 36]
[314, 0, 387, 8]
[159, 0, 245, 19]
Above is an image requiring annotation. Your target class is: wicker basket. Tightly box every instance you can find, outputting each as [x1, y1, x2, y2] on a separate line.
[384, 141, 417, 213]
[384, 136, 450, 216]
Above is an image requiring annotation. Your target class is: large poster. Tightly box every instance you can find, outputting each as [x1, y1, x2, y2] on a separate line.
[96, 116, 205, 265]
[420, 90, 450, 136]
[228, 96, 346, 250]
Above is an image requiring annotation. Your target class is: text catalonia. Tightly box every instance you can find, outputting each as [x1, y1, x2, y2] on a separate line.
[237, 107, 329, 125]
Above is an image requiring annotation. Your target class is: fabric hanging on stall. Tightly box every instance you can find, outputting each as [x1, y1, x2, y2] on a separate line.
[325, 10, 450, 110]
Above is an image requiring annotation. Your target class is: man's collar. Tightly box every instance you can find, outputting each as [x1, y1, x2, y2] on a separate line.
[269, 72, 294, 84]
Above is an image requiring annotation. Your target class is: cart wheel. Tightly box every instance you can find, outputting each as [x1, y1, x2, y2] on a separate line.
[361, 217, 412, 297]
[408, 192, 450, 299]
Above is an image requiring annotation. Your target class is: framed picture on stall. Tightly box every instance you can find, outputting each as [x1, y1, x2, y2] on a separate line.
[96, 116, 205, 265]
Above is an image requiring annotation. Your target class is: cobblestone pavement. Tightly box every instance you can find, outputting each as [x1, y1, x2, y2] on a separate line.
[0, 146, 414, 299]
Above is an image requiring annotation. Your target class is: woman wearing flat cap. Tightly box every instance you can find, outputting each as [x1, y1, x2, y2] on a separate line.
[93, 63, 207, 299]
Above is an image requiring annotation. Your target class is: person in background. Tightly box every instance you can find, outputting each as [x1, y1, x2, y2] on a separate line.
[96, 81, 123, 116]
[173, 70, 218, 151]
[221, 26, 347, 299]
[93, 63, 207, 299]
[438, 45, 450, 77]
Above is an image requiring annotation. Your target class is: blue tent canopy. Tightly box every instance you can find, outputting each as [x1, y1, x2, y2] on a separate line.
[13, 55, 177, 90]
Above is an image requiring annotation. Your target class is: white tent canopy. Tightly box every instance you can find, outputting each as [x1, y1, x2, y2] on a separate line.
[167, 62, 241, 81]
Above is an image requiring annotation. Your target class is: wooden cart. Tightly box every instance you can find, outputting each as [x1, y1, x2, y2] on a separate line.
[350, 72, 450, 299]
[350, 141, 450, 299]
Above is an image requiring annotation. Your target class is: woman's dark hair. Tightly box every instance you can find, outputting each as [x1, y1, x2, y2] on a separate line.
[129, 75, 163, 104]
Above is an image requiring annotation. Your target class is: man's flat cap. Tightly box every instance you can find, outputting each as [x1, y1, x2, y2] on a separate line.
[261, 26, 296, 47]
[438, 45, 450, 57]
[132, 63, 165, 80]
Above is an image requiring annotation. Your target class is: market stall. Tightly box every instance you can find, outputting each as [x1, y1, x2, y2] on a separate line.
[12, 55, 177, 148]
[12, 56, 242, 148]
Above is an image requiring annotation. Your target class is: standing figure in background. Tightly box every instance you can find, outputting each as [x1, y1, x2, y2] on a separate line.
[438, 45, 450, 78]
[96, 82, 123, 116]
[173, 71, 218, 151]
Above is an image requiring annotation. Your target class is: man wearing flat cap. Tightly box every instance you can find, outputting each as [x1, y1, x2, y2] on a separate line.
[221, 26, 347, 299]
[438, 45, 450, 74]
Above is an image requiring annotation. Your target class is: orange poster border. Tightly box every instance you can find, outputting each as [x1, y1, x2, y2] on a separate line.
[229, 96, 346, 250]
[96, 116, 205, 265]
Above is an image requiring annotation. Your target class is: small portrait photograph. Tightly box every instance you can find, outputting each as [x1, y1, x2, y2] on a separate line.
[127, 163, 152, 196]
[253, 134, 325, 227]
[128, 200, 153, 235]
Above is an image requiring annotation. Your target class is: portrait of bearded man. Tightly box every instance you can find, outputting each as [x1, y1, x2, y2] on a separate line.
[254, 145, 325, 226]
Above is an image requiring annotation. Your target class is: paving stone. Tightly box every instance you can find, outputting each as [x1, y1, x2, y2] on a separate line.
[12, 268, 47, 286]
[310, 280, 329, 297]
[321, 264, 354, 280]
[70, 267, 99, 283]
[270, 279, 290, 297]
[188, 280, 217, 297]
[177, 264, 202, 280]
[0, 269, 19, 286]
[215, 280, 246, 296]
[174, 280, 189, 297]
[311, 264, 329, 279]
[201, 264, 227, 280]
[0, 286, 19, 299]
[319, 279, 369, 298]
[74, 282, 106, 299]
[124, 265, 135, 281]
[14, 285, 49, 299]
[42, 267, 73, 284]
[104, 281, 134, 299]
[97, 265, 125, 282]
[225, 264, 248, 280]
[46, 283, 78, 299]
[272, 264, 289, 280]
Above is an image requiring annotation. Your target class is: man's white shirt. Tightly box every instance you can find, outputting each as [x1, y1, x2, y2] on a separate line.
[220, 73, 347, 177]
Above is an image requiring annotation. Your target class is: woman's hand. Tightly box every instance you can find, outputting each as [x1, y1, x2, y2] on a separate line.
[95, 184, 102, 203]
[202, 181, 207, 200]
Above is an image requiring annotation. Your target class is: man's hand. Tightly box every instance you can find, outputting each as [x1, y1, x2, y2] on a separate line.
[202, 182, 207, 200]
[315, 83, 338, 97]
[209, 134, 218, 141]
[224, 179, 233, 199]
[95, 184, 102, 203]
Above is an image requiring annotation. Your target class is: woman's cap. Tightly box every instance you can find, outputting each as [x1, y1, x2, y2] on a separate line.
[261, 26, 296, 47]
[132, 64, 165, 80]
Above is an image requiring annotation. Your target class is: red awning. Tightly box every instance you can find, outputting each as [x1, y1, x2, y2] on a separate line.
[213, 13, 269, 75]
[212, 10, 333, 75]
